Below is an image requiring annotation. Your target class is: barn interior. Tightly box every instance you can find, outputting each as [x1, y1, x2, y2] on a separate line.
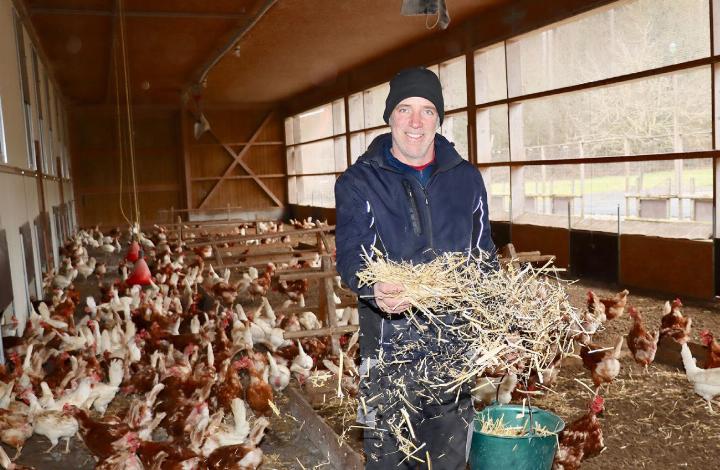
[0, 0, 719, 468]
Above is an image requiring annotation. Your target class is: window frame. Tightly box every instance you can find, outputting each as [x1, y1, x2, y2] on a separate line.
[283, 0, 720, 240]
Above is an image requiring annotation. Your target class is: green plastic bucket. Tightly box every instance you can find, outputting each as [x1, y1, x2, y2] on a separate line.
[469, 404, 564, 470]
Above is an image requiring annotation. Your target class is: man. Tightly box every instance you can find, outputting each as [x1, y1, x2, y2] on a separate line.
[335, 67, 496, 469]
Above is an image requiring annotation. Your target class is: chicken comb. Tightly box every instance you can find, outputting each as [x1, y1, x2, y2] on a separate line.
[590, 395, 605, 413]
[699, 329, 713, 345]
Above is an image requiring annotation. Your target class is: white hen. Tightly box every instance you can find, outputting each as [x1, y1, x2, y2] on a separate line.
[681, 343, 720, 411]
[200, 398, 251, 457]
[266, 353, 290, 391]
[87, 359, 124, 415]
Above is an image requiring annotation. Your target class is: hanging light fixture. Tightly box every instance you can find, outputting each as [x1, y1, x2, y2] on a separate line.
[400, 0, 450, 29]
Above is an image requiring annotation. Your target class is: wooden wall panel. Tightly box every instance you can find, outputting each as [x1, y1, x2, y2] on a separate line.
[135, 146, 182, 185]
[262, 178, 286, 202]
[243, 146, 285, 174]
[203, 108, 283, 144]
[70, 107, 184, 225]
[132, 113, 179, 148]
[190, 146, 231, 178]
[184, 106, 285, 211]
[191, 181, 215, 208]
[620, 235, 713, 299]
[490, 221, 511, 249]
[79, 190, 182, 227]
[137, 191, 184, 223]
[510, 224, 570, 268]
[201, 178, 284, 209]
[570, 230, 618, 283]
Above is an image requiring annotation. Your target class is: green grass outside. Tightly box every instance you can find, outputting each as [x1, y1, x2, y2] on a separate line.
[489, 168, 712, 195]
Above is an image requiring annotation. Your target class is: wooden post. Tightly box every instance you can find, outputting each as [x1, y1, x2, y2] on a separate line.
[177, 215, 183, 245]
[284, 325, 358, 340]
[316, 231, 323, 254]
[214, 243, 224, 268]
[320, 254, 341, 355]
[315, 220, 332, 254]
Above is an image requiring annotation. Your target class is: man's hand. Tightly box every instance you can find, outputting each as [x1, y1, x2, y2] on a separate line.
[374, 282, 411, 314]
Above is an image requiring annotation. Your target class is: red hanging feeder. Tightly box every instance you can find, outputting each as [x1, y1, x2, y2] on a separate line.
[126, 257, 151, 286]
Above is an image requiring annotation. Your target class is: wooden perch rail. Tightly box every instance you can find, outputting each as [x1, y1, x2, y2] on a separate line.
[275, 300, 356, 316]
[499, 243, 559, 270]
[220, 252, 319, 270]
[283, 325, 358, 340]
[184, 225, 335, 248]
[272, 254, 355, 355]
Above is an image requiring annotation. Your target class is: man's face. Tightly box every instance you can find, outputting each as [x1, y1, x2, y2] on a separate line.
[389, 96, 439, 165]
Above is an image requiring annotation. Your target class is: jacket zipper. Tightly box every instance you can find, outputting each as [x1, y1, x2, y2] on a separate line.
[402, 180, 422, 236]
[420, 184, 434, 250]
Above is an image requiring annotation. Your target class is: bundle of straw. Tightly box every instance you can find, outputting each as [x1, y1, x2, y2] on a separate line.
[357, 248, 580, 388]
[477, 415, 555, 437]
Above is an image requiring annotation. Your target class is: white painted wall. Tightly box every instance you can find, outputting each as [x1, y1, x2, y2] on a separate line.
[0, 0, 75, 326]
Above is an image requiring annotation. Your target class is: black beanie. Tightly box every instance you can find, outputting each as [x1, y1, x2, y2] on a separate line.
[383, 68, 445, 125]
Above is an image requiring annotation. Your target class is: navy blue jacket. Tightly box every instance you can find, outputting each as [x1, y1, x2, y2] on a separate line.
[334, 133, 496, 354]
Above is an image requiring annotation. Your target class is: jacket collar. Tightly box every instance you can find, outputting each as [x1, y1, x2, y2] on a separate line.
[359, 133, 463, 173]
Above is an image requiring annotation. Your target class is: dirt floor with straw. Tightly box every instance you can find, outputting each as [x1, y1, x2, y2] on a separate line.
[315, 277, 720, 469]
[548, 280, 720, 469]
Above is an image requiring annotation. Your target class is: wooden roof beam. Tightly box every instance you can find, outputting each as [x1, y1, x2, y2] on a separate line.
[29, 7, 249, 19]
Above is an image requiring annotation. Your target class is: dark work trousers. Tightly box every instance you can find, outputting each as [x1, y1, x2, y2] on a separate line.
[360, 318, 474, 469]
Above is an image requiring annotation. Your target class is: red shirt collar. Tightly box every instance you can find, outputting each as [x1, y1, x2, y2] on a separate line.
[409, 158, 435, 171]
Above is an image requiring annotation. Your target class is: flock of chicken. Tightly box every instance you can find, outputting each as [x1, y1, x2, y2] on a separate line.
[484, 288, 720, 470]
[4, 219, 720, 470]
[0, 221, 359, 469]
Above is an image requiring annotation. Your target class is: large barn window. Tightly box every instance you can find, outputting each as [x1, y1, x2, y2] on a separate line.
[286, 55, 468, 206]
[479, 167, 510, 222]
[505, 0, 710, 97]
[285, 99, 346, 206]
[31, 49, 47, 174]
[438, 56, 468, 160]
[519, 67, 711, 161]
[475, 44, 507, 104]
[13, 12, 35, 170]
[439, 111, 468, 160]
[347, 83, 391, 133]
[285, 99, 344, 145]
[474, 0, 716, 238]
[285, 0, 716, 234]
[439, 56, 467, 111]
[476, 104, 509, 163]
